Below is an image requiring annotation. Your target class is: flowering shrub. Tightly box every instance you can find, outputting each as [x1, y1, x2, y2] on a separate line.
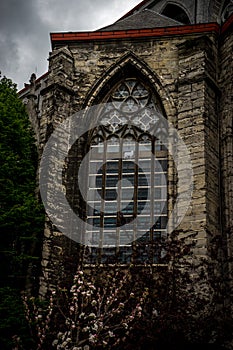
[22, 266, 149, 349]
[21, 234, 233, 349]
[51, 267, 148, 349]
[22, 292, 55, 349]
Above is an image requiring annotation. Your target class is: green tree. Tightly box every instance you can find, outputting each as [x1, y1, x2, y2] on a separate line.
[0, 74, 44, 349]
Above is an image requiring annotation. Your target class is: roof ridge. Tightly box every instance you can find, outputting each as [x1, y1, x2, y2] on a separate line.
[118, 0, 158, 20]
[97, 7, 149, 31]
[98, 5, 184, 32]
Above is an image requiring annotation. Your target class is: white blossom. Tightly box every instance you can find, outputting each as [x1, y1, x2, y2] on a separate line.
[89, 334, 96, 343]
[92, 322, 98, 331]
[152, 308, 158, 317]
[83, 326, 90, 332]
[52, 339, 58, 346]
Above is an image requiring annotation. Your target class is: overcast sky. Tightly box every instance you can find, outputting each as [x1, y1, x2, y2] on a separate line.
[0, 0, 142, 90]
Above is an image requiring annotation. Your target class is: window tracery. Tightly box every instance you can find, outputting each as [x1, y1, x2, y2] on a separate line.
[85, 78, 168, 264]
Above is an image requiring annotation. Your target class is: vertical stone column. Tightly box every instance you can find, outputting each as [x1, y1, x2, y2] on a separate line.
[39, 47, 81, 297]
[220, 27, 233, 279]
[176, 35, 221, 258]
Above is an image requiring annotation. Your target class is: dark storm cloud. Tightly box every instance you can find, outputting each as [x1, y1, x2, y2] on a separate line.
[0, 0, 50, 88]
[0, 0, 141, 90]
[0, 0, 39, 33]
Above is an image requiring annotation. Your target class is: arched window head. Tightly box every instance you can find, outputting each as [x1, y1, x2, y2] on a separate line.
[85, 78, 168, 265]
[221, 0, 233, 22]
[161, 3, 191, 24]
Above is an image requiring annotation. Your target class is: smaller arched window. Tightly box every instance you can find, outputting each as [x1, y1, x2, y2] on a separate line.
[221, 0, 233, 22]
[161, 3, 191, 24]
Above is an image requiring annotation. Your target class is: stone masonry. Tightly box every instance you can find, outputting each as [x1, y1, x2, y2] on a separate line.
[19, 0, 233, 297]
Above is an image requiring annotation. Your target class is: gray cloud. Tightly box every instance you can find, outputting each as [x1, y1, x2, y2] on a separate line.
[0, 0, 141, 90]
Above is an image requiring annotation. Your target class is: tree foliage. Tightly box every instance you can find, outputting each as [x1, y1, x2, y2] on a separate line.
[0, 74, 44, 349]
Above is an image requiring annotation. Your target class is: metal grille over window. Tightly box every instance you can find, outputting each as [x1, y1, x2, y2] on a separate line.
[85, 78, 168, 264]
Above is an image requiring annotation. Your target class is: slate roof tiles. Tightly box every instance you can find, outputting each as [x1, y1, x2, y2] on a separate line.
[99, 9, 182, 32]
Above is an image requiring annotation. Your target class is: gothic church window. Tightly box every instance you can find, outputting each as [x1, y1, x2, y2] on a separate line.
[161, 3, 191, 24]
[85, 78, 168, 264]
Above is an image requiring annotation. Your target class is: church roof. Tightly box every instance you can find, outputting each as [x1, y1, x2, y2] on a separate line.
[118, 0, 160, 20]
[99, 9, 182, 31]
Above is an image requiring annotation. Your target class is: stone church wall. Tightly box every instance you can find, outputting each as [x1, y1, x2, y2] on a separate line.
[33, 29, 225, 295]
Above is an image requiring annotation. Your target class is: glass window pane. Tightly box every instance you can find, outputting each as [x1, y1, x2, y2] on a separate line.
[104, 202, 118, 213]
[154, 174, 167, 186]
[106, 161, 119, 174]
[104, 217, 117, 228]
[122, 161, 135, 173]
[106, 137, 120, 157]
[105, 175, 119, 188]
[121, 188, 134, 200]
[122, 174, 135, 185]
[138, 188, 149, 200]
[121, 202, 134, 214]
[155, 159, 167, 172]
[105, 189, 118, 200]
[89, 161, 103, 174]
[138, 173, 149, 187]
[87, 189, 102, 201]
[138, 159, 151, 172]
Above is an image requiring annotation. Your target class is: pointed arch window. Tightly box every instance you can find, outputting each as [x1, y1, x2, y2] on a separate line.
[85, 78, 168, 264]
